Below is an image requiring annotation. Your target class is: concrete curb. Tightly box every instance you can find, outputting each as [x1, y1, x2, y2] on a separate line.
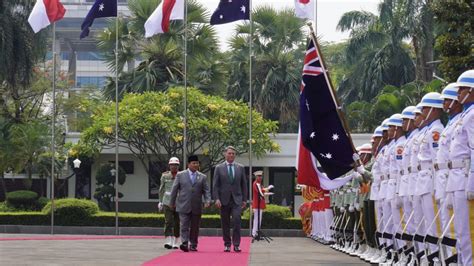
[0, 225, 305, 237]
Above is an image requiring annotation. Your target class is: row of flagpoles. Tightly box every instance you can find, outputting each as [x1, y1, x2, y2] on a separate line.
[27, 0, 319, 234]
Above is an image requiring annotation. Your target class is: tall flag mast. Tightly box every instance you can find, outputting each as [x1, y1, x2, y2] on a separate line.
[28, 0, 66, 235]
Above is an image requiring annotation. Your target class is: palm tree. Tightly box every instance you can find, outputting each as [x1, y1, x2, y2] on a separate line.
[98, 0, 227, 100]
[227, 6, 306, 132]
[0, 0, 48, 123]
[336, 0, 416, 103]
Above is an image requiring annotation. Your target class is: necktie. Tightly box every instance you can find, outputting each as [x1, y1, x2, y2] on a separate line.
[228, 164, 234, 183]
[191, 172, 196, 184]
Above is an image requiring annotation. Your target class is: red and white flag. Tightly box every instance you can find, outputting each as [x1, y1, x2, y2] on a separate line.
[144, 0, 184, 38]
[294, 0, 315, 21]
[28, 0, 66, 33]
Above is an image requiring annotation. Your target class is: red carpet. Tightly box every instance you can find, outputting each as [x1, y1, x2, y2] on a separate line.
[142, 237, 252, 266]
[0, 235, 163, 241]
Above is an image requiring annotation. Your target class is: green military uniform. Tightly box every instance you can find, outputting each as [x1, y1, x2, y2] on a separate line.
[159, 171, 180, 238]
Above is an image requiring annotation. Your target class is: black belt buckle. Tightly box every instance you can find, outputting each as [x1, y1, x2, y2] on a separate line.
[434, 163, 439, 171]
[448, 161, 453, 169]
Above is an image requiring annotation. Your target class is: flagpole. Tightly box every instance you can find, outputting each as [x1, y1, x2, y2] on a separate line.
[183, 0, 188, 167]
[306, 23, 358, 156]
[50, 21, 57, 235]
[114, 1, 120, 235]
[314, 0, 317, 36]
[248, 0, 253, 236]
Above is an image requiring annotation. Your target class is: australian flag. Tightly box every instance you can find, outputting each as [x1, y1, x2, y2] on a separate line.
[298, 39, 354, 180]
[210, 0, 249, 25]
[80, 0, 117, 39]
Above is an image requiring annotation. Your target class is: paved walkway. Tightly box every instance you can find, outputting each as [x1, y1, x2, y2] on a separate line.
[0, 234, 367, 265]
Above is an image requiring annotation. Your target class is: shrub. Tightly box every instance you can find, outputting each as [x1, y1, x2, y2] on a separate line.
[242, 204, 292, 220]
[6, 190, 38, 210]
[42, 198, 99, 225]
[36, 197, 50, 210]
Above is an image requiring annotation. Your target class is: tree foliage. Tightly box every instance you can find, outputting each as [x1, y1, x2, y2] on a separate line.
[432, 0, 474, 82]
[94, 164, 126, 211]
[79, 87, 280, 175]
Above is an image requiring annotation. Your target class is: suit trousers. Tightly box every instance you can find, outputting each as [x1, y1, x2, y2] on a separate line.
[179, 212, 201, 246]
[164, 205, 180, 237]
[220, 197, 242, 247]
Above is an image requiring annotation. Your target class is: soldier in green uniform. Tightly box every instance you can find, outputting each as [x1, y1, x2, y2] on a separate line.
[158, 157, 181, 249]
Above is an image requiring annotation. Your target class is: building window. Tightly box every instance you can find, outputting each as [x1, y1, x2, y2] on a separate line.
[108, 161, 134, 174]
[148, 161, 168, 199]
[76, 76, 106, 88]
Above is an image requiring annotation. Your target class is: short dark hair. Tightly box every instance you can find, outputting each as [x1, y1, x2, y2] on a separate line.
[188, 155, 199, 162]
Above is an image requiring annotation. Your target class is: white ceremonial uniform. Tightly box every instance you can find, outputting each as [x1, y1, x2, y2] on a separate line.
[381, 140, 395, 246]
[388, 135, 406, 247]
[371, 147, 385, 245]
[434, 113, 461, 241]
[400, 128, 418, 234]
[410, 126, 428, 244]
[416, 119, 444, 251]
[446, 103, 474, 266]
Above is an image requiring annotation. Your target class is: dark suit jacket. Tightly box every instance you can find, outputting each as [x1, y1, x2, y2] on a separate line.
[170, 170, 211, 214]
[212, 162, 248, 206]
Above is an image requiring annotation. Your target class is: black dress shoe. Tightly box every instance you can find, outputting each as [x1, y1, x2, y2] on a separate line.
[233, 246, 241, 253]
[224, 246, 231, 252]
[190, 245, 198, 251]
[180, 242, 189, 252]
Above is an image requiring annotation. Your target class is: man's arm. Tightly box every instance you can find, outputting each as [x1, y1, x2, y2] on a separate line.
[158, 174, 165, 203]
[202, 174, 211, 206]
[169, 173, 180, 207]
[212, 165, 221, 207]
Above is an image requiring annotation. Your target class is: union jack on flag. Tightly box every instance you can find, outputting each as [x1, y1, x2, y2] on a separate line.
[297, 38, 354, 184]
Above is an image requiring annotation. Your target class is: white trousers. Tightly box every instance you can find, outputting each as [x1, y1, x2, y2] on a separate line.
[414, 193, 437, 252]
[382, 199, 393, 246]
[437, 198, 452, 257]
[402, 196, 414, 234]
[324, 208, 334, 241]
[252, 209, 263, 236]
[452, 191, 472, 266]
[390, 197, 403, 248]
[375, 200, 385, 245]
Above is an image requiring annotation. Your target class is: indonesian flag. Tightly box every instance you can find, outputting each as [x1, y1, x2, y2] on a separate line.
[144, 0, 184, 38]
[28, 0, 66, 33]
[294, 0, 315, 21]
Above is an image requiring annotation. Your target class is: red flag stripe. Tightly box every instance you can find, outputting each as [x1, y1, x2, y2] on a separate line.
[161, 0, 177, 33]
[44, 0, 66, 23]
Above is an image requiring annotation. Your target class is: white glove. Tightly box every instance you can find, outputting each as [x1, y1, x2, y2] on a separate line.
[158, 202, 163, 211]
[339, 207, 345, 212]
[356, 165, 366, 175]
[395, 197, 403, 209]
[354, 202, 361, 211]
[348, 204, 355, 212]
[267, 185, 274, 190]
[446, 193, 453, 210]
[466, 191, 474, 201]
[352, 153, 360, 162]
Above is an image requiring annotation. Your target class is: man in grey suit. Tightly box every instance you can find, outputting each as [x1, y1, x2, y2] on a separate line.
[170, 155, 211, 252]
[213, 146, 248, 252]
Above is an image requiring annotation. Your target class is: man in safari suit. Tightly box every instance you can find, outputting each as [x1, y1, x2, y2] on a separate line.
[170, 155, 211, 252]
[213, 146, 248, 252]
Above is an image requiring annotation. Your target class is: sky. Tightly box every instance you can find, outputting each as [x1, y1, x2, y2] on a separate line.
[199, 0, 380, 50]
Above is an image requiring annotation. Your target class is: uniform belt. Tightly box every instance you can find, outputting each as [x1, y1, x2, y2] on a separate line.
[324, 194, 330, 197]
[448, 159, 470, 169]
[417, 161, 433, 171]
[433, 162, 448, 171]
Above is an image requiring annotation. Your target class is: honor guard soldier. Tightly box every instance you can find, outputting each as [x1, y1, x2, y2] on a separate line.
[400, 106, 418, 236]
[435, 83, 463, 250]
[446, 70, 474, 265]
[415, 92, 445, 253]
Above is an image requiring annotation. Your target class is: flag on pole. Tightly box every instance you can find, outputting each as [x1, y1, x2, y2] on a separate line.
[144, 0, 184, 38]
[80, 0, 117, 39]
[294, 0, 315, 21]
[28, 0, 66, 33]
[298, 38, 354, 183]
[210, 0, 249, 25]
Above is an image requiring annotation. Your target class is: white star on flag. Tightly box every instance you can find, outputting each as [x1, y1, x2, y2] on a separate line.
[305, 99, 310, 111]
[332, 134, 339, 141]
[240, 5, 246, 13]
[310, 132, 315, 138]
[220, 14, 223, 19]
[99, 3, 104, 11]
[325, 153, 332, 159]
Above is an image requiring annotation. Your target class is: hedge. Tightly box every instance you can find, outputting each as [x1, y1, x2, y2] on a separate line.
[0, 212, 302, 229]
[6, 190, 38, 210]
